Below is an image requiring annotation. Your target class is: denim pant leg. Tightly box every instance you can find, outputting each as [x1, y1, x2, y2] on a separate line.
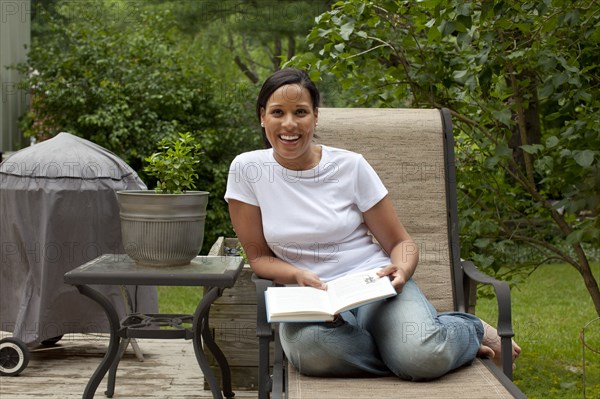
[357, 279, 484, 381]
[279, 313, 392, 377]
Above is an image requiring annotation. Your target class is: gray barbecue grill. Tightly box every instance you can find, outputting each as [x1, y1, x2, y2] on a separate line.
[0, 132, 158, 376]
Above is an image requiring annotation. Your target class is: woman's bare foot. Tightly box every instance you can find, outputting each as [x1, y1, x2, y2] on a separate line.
[477, 320, 521, 370]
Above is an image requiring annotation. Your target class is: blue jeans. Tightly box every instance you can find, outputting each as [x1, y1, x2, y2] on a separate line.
[279, 279, 484, 381]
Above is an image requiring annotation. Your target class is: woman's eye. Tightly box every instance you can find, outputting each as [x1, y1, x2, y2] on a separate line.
[296, 109, 307, 115]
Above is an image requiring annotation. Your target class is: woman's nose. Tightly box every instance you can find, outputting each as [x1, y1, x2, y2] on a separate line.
[281, 113, 297, 128]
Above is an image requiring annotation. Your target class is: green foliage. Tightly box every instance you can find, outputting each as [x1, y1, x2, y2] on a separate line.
[16, 0, 263, 253]
[192, 124, 262, 250]
[145, 0, 333, 82]
[16, 3, 222, 170]
[289, 0, 600, 313]
[144, 133, 203, 194]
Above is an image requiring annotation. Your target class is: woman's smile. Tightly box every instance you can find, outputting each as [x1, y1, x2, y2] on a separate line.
[280, 134, 300, 142]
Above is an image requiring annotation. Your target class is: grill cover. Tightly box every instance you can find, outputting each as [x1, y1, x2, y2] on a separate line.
[0, 132, 158, 345]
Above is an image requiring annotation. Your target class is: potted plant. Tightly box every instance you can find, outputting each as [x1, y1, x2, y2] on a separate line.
[117, 132, 209, 266]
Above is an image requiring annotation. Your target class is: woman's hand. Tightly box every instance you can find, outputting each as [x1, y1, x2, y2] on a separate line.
[363, 197, 419, 288]
[377, 264, 408, 292]
[295, 269, 327, 290]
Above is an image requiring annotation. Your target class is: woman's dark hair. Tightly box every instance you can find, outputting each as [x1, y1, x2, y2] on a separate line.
[256, 68, 320, 148]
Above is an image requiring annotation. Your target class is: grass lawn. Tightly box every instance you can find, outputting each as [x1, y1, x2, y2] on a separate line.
[157, 286, 204, 315]
[476, 263, 600, 399]
[156, 263, 600, 398]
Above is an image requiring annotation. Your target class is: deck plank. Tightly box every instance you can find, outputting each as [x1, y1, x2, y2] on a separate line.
[0, 332, 257, 398]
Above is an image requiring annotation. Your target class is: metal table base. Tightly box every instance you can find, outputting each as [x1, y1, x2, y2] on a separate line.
[64, 255, 243, 399]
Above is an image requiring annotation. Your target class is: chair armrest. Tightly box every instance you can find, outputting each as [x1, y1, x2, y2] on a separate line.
[461, 260, 515, 380]
[252, 274, 275, 338]
[252, 273, 281, 399]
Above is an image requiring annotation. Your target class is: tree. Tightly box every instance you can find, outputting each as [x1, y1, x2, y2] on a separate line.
[15, 1, 260, 252]
[146, 0, 332, 82]
[289, 0, 600, 315]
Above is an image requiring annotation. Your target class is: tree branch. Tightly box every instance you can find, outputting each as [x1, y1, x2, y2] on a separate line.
[502, 233, 579, 269]
[344, 43, 390, 60]
[507, 63, 536, 187]
[287, 35, 296, 61]
[233, 55, 259, 84]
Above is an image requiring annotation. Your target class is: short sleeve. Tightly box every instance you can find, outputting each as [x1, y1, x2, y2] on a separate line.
[224, 154, 259, 206]
[354, 155, 388, 212]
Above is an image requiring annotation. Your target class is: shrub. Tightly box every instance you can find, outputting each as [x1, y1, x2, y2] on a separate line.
[15, 3, 261, 252]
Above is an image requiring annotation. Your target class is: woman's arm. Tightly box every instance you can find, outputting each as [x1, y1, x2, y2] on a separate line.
[228, 199, 326, 289]
[363, 195, 419, 291]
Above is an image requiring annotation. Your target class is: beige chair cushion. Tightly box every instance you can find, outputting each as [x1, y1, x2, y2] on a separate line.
[287, 361, 516, 398]
[316, 108, 454, 312]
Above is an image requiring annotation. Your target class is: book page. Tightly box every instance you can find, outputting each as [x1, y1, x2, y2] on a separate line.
[327, 269, 396, 313]
[265, 286, 333, 321]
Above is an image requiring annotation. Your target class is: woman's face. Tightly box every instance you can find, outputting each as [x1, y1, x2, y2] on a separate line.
[260, 84, 318, 170]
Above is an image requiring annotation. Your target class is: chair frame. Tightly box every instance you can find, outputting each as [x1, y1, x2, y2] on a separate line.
[252, 108, 525, 399]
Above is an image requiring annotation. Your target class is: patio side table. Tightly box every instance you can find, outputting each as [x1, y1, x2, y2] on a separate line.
[64, 254, 244, 399]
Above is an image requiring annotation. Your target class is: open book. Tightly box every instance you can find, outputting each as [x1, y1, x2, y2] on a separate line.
[265, 268, 397, 322]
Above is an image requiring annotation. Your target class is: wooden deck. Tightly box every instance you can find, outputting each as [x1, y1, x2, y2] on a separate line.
[0, 332, 257, 398]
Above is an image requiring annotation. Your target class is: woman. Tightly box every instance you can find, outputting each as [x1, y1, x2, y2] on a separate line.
[225, 67, 519, 380]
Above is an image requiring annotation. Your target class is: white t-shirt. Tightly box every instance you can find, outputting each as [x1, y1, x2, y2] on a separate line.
[224, 145, 391, 282]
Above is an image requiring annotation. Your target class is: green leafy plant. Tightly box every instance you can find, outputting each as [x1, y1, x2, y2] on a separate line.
[144, 132, 204, 194]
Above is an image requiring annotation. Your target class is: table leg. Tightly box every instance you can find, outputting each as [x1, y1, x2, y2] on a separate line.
[76, 285, 122, 399]
[119, 285, 145, 361]
[192, 287, 235, 399]
[105, 338, 130, 398]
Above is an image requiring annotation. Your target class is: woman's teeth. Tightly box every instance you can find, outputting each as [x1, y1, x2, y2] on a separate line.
[280, 135, 300, 141]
